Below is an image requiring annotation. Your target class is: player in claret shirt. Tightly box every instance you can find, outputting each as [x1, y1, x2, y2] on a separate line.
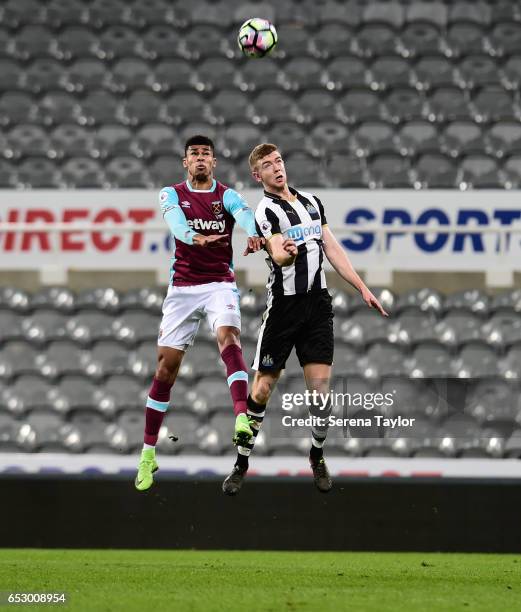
[135, 135, 264, 491]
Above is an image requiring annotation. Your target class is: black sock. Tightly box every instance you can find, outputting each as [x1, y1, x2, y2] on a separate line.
[247, 394, 266, 414]
[310, 445, 324, 461]
[235, 453, 249, 470]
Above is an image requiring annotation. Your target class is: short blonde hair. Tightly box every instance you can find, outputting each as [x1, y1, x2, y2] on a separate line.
[248, 143, 279, 170]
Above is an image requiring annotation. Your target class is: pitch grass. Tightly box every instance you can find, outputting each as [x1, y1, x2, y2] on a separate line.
[0, 550, 519, 612]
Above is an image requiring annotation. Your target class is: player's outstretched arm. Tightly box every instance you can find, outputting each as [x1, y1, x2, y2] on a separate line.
[322, 226, 388, 316]
[222, 188, 264, 255]
[265, 234, 298, 267]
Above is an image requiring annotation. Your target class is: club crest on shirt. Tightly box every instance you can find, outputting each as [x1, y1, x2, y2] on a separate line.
[260, 220, 272, 233]
[212, 201, 223, 216]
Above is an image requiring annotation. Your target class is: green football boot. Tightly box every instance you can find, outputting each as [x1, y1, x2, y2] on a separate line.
[233, 413, 253, 447]
[135, 448, 159, 491]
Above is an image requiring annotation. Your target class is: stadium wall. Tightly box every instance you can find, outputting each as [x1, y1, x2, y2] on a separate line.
[1, 190, 520, 291]
[3, 476, 521, 553]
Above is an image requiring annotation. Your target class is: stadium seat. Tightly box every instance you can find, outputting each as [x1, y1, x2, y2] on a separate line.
[337, 88, 381, 123]
[339, 310, 390, 347]
[383, 87, 424, 123]
[0, 414, 30, 452]
[68, 411, 122, 453]
[285, 153, 326, 187]
[415, 153, 459, 187]
[120, 287, 164, 313]
[464, 378, 517, 423]
[220, 123, 262, 158]
[0, 59, 23, 92]
[208, 89, 251, 124]
[39, 341, 87, 380]
[326, 154, 368, 187]
[482, 313, 521, 350]
[460, 154, 504, 188]
[413, 55, 457, 89]
[46, 0, 86, 28]
[50, 125, 94, 159]
[112, 312, 159, 345]
[362, 342, 409, 378]
[369, 56, 411, 90]
[90, 125, 134, 159]
[489, 21, 521, 56]
[0, 287, 30, 313]
[251, 89, 295, 124]
[181, 26, 232, 61]
[0, 160, 17, 187]
[148, 155, 185, 186]
[97, 26, 139, 60]
[444, 289, 490, 315]
[500, 346, 521, 380]
[400, 23, 442, 57]
[29, 411, 81, 452]
[487, 121, 521, 158]
[296, 90, 337, 123]
[194, 58, 237, 92]
[87, 341, 132, 378]
[122, 89, 163, 126]
[21, 310, 68, 345]
[0, 341, 40, 381]
[472, 86, 516, 123]
[441, 311, 484, 347]
[11, 25, 54, 61]
[266, 122, 307, 155]
[309, 121, 351, 155]
[55, 27, 99, 61]
[502, 55, 521, 90]
[153, 59, 195, 93]
[23, 59, 65, 93]
[85, 0, 131, 29]
[30, 287, 76, 313]
[99, 374, 146, 413]
[398, 121, 440, 156]
[393, 311, 449, 347]
[445, 23, 486, 57]
[164, 91, 206, 125]
[428, 86, 471, 122]
[0, 92, 37, 126]
[274, 25, 313, 59]
[77, 90, 121, 125]
[282, 58, 325, 91]
[3, 375, 53, 415]
[0, 313, 24, 346]
[457, 55, 501, 89]
[354, 121, 397, 157]
[454, 344, 500, 378]
[16, 158, 61, 188]
[312, 24, 353, 59]
[6, 125, 50, 159]
[111, 59, 152, 92]
[442, 121, 485, 157]
[65, 59, 110, 92]
[325, 55, 368, 90]
[237, 58, 282, 92]
[490, 289, 521, 314]
[355, 24, 399, 57]
[367, 153, 412, 188]
[139, 26, 185, 60]
[61, 158, 105, 188]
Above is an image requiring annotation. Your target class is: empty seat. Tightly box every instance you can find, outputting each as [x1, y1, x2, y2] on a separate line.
[22, 310, 68, 344]
[0, 341, 39, 381]
[0, 92, 37, 126]
[0, 59, 22, 91]
[100, 375, 146, 412]
[85, 0, 130, 28]
[312, 24, 353, 58]
[221, 124, 262, 159]
[30, 287, 75, 312]
[40, 341, 87, 379]
[310, 122, 350, 155]
[68, 411, 121, 453]
[12, 25, 54, 61]
[491, 289, 521, 314]
[29, 410, 80, 452]
[55, 27, 98, 61]
[0, 160, 17, 187]
[428, 87, 470, 122]
[398, 121, 440, 155]
[6, 125, 51, 159]
[153, 58, 194, 93]
[501, 346, 521, 380]
[457, 55, 501, 89]
[134, 124, 179, 158]
[76, 287, 120, 313]
[354, 121, 396, 156]
[266, 122, 307, 155]
[140, 26, 184, 60]
[339, 310, 390, 346]
[394, 311, 446, 346]
[66, 312, 115, 345]
[362, 342, 408, 378]
[251, 90, 295, 124]
[120, 288, 164, 313]
[208, 89, 251, 124]
[61, 158, 105, 188]
[489, 22, 521, 56]
[409, 342, 453, 378]
[24, 59, 65, 93]
[502, 55, 521, 90]
[488, 121, 521, 158]
[77, 90, 121, 125]
[149, 155, 185, 186]
[326, 154, 368, 187]
[129, 0, 174, 28]
[111, 58, 152, 92]
[471, 87, 516, 122]
[482, 313, 521, 350]
[16, 158, 61, 188]
[113, 312, 159, 344]
[441, 311, 484, 346]
[97, 26, 138, 60]
[445, 289, 489, 315]
[50, 125, 93, 158]
[164, 91, 206, 125]
[122, 90, 163, 126]
[296, 90, 337, 123]
[460, 155, 504, 188]
[446, 23, 485, 56]
[338, 89, 381, 123]
[464, 379, 516, 423]
[368, 153, 411, 188]
[0, 288, 30, 313]
[0, 312, 24, 345]
[91, 125, 134, 158]
[87, 341, 131, 378]
[454, 344, 499, 378]
[275, 25, 312, 59]
[325, 55, 367, 90]
[3, 375, 53, 415]
[46, 0, 86, 28]
[282, 58, 324, 91]
[356, 24, 398, 57]
[443, 121, 484, 156]
[39, 91, 78, 125]
[369, 56, 411, 90]
[284, 153, 325, 187]
[413, 55, 457, 89]
[384, 88, 424, 123]
[182, 26, 231, 60]
[66, 59, 110, 92]
[194, 58, 236, 92]
[400, 23, 442, 57]
[416, 153, 459, 187]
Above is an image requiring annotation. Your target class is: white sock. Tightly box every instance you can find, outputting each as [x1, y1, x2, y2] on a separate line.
[143, 443, 155, 450]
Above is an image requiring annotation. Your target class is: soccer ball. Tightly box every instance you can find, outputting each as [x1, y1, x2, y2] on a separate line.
[237, 18, 278, 58]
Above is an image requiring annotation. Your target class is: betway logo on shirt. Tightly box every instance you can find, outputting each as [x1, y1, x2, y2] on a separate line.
[285, 221, 322, 243]
[186, 219, 226, 233]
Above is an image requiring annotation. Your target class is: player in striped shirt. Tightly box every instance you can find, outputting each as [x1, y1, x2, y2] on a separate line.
[222, 143, 388, 495]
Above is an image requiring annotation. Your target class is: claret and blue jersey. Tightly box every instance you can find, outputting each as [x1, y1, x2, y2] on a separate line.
[159, 179, 257, 286]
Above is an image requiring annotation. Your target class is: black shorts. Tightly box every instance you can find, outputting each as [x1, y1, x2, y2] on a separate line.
[252, 289, 334, 371]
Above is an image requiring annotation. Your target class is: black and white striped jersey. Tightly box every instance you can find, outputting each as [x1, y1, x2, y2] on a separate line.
[254, 187, 328, 296]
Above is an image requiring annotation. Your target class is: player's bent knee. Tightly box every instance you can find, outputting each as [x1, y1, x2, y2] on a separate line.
[252, 371, 280, 404]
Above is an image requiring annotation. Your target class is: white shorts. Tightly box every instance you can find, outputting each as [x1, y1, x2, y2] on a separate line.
[158, 281, 241, 351]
